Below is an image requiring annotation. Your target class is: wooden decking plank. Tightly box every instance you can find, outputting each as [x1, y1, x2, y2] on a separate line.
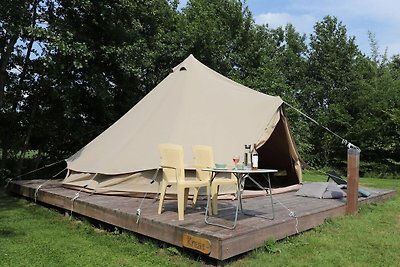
[5, 179, 396, 261]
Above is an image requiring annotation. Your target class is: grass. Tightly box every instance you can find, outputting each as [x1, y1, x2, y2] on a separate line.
[0, 171, 399, 266]
[229, 171, 400, 267]
[0, 149, 40, 159]
[0, 191, 200, 267]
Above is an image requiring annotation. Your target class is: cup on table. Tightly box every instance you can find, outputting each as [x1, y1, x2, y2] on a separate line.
[233, 155, 240, 169]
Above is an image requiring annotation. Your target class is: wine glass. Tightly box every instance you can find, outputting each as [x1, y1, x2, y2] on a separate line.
[233, 155, 240, 169]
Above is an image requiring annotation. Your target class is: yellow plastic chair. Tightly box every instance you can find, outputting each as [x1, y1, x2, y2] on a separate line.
[192, 145, 237, 215]
[158, 144, 210, 221]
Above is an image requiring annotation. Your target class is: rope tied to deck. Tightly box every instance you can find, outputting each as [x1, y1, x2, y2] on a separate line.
[136, 167, 160, 224]
[70, 188, 84, 217]
[274, 198, 299, 234]
[34, 184, 44, 203]
[70, 173, 98, 217]
[4, 178, 13, 188]
[34, 168, 67, 203]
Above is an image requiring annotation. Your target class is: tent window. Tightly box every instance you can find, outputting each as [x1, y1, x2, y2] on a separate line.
[180, 67, 187, 71]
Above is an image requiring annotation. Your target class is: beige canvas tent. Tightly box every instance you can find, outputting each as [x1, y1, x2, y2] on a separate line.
[63, 55, 302, 196]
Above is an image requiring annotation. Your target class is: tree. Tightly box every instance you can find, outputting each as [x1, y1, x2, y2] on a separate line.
[0, 0, 47, 175]
[1, 0, 183, 177]
[350, 52, 400, 175]
[1, 2, 399, 179]
[301, 16, 361, 168]
[180, 0, 258, 76]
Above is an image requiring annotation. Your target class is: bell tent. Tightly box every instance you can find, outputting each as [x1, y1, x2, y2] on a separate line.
[63, 55, 302, 196]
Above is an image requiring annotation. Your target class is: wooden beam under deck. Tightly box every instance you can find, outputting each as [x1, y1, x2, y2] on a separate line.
[6, 179, 396, 261]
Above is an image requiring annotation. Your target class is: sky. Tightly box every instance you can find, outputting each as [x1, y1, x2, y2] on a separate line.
[179, 0, 400, 58]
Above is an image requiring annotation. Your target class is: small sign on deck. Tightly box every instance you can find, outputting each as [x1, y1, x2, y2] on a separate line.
[182, 233, 211, 254]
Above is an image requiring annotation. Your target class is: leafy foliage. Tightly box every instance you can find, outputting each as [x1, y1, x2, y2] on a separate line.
[0, 0, 399, 179]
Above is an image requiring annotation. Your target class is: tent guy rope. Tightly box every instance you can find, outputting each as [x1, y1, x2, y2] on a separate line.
[70, 173, 98, 217]
[274, 198, 299, 234]
[34, 167, 67, 203]
[136, 167, 161, 224]
[283, 101, 361, 152]
[4, 159, 66, 188]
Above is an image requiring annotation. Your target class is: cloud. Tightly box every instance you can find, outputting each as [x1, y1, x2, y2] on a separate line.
[253, 0, 400, 30]
[255, 12, 292, 28]
[335, 0, 400, 23]
[251, 1, 400, 56]
[181, 0, 400, 56]
[254, 12, 316, 34]
[284, 0, 400, 24]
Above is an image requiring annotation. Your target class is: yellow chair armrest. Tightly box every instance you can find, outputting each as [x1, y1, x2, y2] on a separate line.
[160, 165, 177, 170]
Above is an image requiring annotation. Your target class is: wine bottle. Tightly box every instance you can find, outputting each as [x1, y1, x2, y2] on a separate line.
[244, 144, 251, 168]
[251, 144, 258, 170]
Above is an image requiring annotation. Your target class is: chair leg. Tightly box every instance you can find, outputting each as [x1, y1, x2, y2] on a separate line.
[177, 186, 187, 221]
[192, 187, 199, 207]
[158, 182, 168, 215]
[184, 187, 190, 209]
[211, 184, 219, 215]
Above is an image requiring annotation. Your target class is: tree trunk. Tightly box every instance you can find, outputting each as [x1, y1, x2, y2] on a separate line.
[0, 34, 18, 171]
[16, 94, 39, 176]
[12, 0, 39, 111]
[14, 0, 41, 176]
[0, 34, 19, 108]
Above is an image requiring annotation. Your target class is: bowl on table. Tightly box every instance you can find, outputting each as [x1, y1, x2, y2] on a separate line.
[215, 163, 227, 169]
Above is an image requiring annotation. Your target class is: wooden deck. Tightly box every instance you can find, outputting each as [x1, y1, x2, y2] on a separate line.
[6, 179, 396, 261]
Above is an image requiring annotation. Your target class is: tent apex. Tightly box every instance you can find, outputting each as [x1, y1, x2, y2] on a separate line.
[172, 54, 200, 72]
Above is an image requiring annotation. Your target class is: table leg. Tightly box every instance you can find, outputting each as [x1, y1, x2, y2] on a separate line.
[266, 173, 275, 219]
[242, 173, 275, 220]
[204, 171, 240, 229]
[236, 173, 244, 211]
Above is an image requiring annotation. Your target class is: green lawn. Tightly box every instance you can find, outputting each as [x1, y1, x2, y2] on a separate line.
[1, 172, 399, 266]
[0, 191, 198, 267]
[228, 173, 400, 267]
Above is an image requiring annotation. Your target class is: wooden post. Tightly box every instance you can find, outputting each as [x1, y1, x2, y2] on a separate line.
[346, 148, 360, 215]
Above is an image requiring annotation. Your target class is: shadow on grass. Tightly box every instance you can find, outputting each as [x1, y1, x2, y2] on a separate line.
[0, 190, 29, 239]
[0, 227, 26, 238]
[0, 189, 24, 211]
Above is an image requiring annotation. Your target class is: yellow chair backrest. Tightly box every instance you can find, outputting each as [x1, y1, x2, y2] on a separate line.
[193, 145, 214, 182]
[159, 144, 185, 183]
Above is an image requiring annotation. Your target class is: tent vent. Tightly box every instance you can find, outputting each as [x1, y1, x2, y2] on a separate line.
[179, 67, 187, 71]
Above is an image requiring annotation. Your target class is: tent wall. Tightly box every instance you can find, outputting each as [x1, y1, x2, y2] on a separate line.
[62, 55, 303, 197]
[63, 111, 302, 196]
[63, 169, 236, 197]
[65, 55, 284, 175]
